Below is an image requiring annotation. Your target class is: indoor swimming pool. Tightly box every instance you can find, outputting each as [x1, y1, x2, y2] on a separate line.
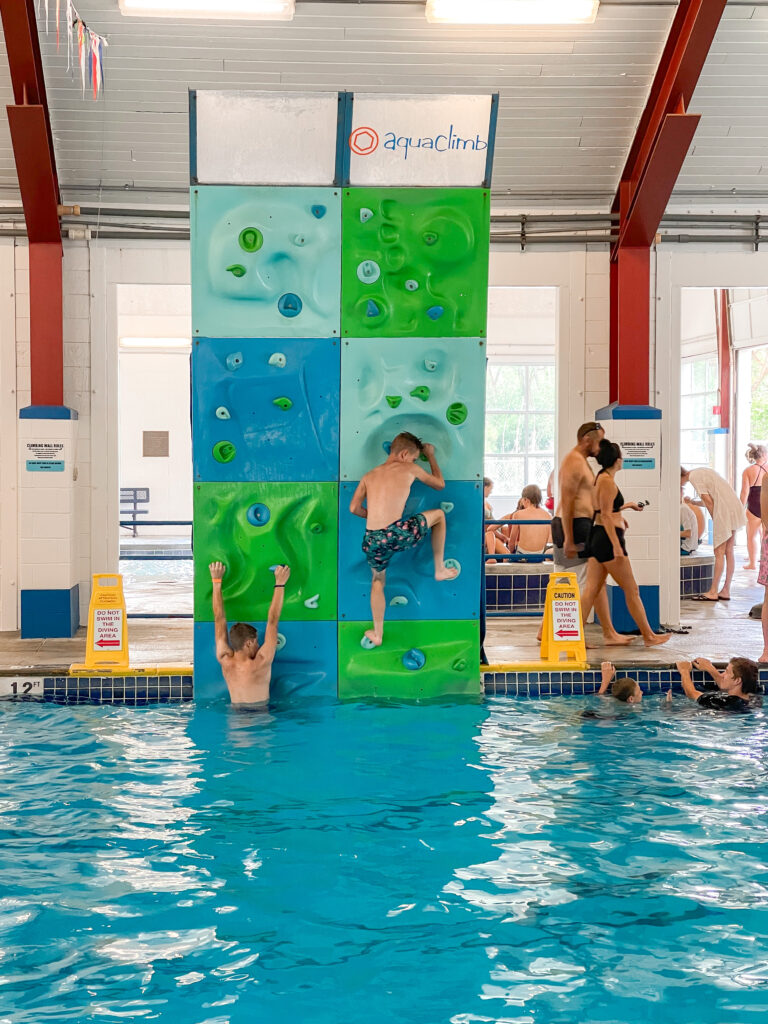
[1, 695, 767, 1022]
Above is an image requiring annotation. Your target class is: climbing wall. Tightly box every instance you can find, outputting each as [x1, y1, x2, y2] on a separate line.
[191, 92, 493, 700]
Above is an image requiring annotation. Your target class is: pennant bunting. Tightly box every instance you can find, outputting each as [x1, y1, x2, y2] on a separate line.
[41, 0, 108, 100]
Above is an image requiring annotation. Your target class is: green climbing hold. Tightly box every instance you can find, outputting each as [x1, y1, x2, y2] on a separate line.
[238, 227, 263, 253]
[226, 264, 246, 278]
[446, 402, 468, 426]
[309, 522, 324, 534]
[386, 396, 402, 409]
[452, 657, 467, 672]
[423, 231, 438, 246]
[273, 397, 293, 411]
[213, 441, 236, 464]
[410, 386, 431, 402]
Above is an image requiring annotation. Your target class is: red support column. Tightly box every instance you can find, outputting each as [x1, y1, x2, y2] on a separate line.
[1, 0, 63, 407]
[610, 0, 727, 406]
[716, 288, 731, 432]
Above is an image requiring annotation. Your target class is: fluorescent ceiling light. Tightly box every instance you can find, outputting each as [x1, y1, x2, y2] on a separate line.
[120, 337, 191, 349]
[119, 0, 294, 19]
[426, 0, 599, 25]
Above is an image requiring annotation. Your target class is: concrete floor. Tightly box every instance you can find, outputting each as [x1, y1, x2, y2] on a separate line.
[0, 563, 763, 674]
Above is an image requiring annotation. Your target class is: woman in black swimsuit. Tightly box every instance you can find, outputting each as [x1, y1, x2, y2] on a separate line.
[579, 440, 670, 648]
[740, 443, 767, 570]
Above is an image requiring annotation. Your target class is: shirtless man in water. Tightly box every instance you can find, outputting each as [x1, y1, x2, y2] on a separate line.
[545, 422, 631, 646]
[349, 431, 458, 647]
[209, 561, 290, 704]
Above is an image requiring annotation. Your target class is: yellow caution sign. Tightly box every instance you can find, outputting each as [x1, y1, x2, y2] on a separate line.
[540, 572, 587, 667]
[72, 574, 130, 672]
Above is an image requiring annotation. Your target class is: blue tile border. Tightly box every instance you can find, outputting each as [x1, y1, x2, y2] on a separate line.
[483, 665, 768, 697]
[0, 674, 194, 705]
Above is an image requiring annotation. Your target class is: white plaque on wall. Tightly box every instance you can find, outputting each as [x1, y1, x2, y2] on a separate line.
[193, 91, 339, 186]
[347, 94, 495, 187]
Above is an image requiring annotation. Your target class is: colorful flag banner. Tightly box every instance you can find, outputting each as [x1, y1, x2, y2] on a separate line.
[39, 0, 108, 100]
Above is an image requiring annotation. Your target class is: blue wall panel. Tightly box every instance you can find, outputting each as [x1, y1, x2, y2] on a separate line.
[338, 480, 482, 622]
[339, 337, 485, 483]
[194, 620, 338, 701]
[192, 337, 340, 482]
[191, 186, 341, 338]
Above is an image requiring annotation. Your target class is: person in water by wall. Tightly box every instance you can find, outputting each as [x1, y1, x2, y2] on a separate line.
[741, 443, 768, 571]
[674, 657, 760, 712]
[580, 439, 670, 648]
[209, 561, 290, 705]
[350, 431, 458, 648]
[598, 661, 643, 703]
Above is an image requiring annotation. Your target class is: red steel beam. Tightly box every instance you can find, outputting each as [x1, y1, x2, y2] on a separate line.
[1, 0, 63, 406]
[610, 0, 727, 406]
[716, 288, 731, 432]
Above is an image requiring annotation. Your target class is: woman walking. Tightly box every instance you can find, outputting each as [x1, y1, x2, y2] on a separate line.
[682, 465, 746, 601]
[740, 443, 768, 570]
[580, 440, 670, 647]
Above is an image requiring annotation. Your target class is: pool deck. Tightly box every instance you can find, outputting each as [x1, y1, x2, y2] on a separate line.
[0, 567, 763, 675]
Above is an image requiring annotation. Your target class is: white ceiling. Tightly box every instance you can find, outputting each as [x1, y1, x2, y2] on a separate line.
[0, 1, 767, 213]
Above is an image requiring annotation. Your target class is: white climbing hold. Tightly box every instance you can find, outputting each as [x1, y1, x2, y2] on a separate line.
[276, 633, 286, 651]
[360, 208, 374, 223]
[444, 558, 461, 577]
[304, 594, 320, 610]
[424, 359, 437, 371]
[440, 502, 454, 514]
[390, 595, 408, 607]
[268, 352, 287, 368]
[360, 635, 377, 650]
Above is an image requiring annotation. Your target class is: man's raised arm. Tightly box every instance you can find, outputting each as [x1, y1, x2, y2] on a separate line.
[259, 564, 291, 664]
[209, 561, 233, 662]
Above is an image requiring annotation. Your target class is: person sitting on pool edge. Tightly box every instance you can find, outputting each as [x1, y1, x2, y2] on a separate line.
[674, 657, 760, 712]
[349, 431, 458, 648]
[598, 661, 643, 703]
[208, 560, 290, 705]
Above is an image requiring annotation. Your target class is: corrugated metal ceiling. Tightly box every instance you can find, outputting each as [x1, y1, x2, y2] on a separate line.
[0, 1, 767, 213]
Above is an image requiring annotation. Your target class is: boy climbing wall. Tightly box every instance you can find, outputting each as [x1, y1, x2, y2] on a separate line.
[349, 432, 458, 647]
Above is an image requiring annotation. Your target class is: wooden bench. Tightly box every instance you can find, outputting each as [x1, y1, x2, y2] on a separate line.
[120, 487, 150, 537]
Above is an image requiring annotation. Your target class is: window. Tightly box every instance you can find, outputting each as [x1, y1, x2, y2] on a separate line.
[680, 357, 718, 469]
[484, 363, 555, 511]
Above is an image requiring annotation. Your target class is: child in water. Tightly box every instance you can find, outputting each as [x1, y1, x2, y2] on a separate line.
[598, 661, 643, 703]
[349, 431, 458, 648]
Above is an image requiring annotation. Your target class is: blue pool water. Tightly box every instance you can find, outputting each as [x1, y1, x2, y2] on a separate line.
[1, 695, 768, 1022]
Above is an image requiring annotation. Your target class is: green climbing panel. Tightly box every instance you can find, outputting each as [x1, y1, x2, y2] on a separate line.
[338, 620, 481, 700]
[341, 188, 490, 338]
[194, 481, 338, 622]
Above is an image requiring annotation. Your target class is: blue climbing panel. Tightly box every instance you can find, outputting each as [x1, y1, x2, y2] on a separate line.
[191, 186, 341, 338]
[338, 480, 482, 622]
[192, 337, 340, 482]
[339, 337, 486, 483]
[193, 620, 338, 701]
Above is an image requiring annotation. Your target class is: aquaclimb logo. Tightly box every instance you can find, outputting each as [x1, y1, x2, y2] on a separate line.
[349, 124, 488, 161]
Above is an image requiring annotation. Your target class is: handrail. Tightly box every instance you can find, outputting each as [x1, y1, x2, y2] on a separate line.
[119, 520, 192, 527]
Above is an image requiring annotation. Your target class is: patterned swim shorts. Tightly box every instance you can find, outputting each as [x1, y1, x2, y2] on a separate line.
[362, 514, 428, 573]
[759, 533, 768, 587]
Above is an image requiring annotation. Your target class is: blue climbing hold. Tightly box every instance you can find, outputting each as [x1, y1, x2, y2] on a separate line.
[226, 351, 243, 371]
[278, 293, 302, 318]
[366, 300, 381, 318]
[427, 305, 445, 321]
[382, 440, 392, 455]
[247, 503, 271, 527]
[311, 205, 326, 219]
[402, 648, 426, 671]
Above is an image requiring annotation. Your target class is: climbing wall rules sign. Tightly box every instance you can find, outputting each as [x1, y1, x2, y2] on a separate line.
[621, 440, 657, 470]
[24, 440, 65, 472]
[93, 608, 123, 652]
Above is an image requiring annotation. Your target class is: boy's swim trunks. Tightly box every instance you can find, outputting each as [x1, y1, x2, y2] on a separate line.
[362, 514, 428, 572]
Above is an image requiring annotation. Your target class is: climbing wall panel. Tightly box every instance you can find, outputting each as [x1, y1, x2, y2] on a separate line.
[339, 337, 485, 482]
[338, 621, 481, 700]
[192, 337, 340, 482]
[191, 186, 341, 338]
[193, 481, 338, 623]
[340, 188, 490, 338]
[338, 481, 482, 622]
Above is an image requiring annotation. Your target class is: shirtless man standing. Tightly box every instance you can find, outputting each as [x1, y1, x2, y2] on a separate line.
[208, 561, 290, 704]
[548, 421, 631, 646]
[349, 431, 458, 647]
[502, 484, 551, 555]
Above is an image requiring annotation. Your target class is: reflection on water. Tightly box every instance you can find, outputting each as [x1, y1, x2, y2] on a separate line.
[0, 697, 766, 1022]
